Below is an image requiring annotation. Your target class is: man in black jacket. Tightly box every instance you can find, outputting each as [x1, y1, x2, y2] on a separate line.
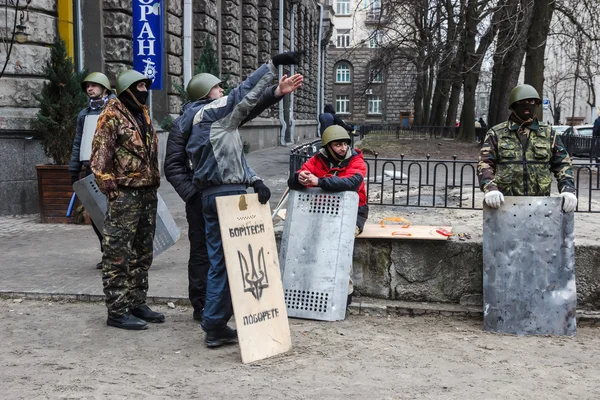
[164, 71, 303, 323]
[318, 104, 354, 136]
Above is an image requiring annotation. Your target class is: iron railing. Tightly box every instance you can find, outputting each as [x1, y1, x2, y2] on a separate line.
[289, 150, 600, 212]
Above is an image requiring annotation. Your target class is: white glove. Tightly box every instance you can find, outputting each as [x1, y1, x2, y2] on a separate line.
[484, 190, 504, 208]
[559, 192, 577, 213]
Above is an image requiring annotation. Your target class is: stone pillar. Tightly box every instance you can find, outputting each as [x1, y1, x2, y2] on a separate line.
[165, 0, 183, 117]
[102, 0, 133, 84]
[241, 0, 258, 78]
[221, 0, 241, 86]
[193, 0, 219, 69]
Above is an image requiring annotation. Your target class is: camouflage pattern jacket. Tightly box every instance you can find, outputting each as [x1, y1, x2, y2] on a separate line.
[90, 98, 160, 197]
[478, 119, 576, 196]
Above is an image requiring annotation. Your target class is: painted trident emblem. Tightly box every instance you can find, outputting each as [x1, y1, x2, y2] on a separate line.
[238, 244, 269, 300]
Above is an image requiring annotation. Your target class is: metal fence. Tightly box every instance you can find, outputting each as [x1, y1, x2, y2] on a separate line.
[289, 149, 600, 212]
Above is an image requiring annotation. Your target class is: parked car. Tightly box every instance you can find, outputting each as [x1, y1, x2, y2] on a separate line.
[552, 125, 571, 135]
[560, 125, 596, 157]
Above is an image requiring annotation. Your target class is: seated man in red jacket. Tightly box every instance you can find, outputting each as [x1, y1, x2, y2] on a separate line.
[288, 124, 368, 305]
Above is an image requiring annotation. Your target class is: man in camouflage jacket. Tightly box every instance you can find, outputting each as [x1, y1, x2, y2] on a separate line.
[90, 69, 163, 331]
[478, 84, 577, 212]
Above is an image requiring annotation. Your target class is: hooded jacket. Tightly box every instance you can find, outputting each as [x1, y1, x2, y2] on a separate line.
[185, 62, 277, 192]
[165, 83, 283, 203]
[318, 104, 353, 135]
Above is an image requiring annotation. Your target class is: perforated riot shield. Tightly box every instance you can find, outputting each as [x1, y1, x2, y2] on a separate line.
[483, 196, 576, 336]
[73, 174, 180, 257]
[279, 188, 359, 321]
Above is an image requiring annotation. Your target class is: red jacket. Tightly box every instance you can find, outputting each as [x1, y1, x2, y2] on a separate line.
[290, 149, 367, 207]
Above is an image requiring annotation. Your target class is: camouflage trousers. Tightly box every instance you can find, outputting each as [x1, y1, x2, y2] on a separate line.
[101, 187, 158, 317]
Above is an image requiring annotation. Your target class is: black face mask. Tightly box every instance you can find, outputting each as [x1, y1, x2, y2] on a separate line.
[511, 103, 537, 123]
[119, 87, 148, 114]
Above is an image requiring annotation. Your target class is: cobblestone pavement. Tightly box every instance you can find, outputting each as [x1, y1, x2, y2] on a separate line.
[0, 145, 295, 299]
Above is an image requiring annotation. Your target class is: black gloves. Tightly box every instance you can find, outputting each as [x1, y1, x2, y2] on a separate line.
[253, 180, 271, 204]
[272, 51, 304, 67]
[71, 174, 79, 185]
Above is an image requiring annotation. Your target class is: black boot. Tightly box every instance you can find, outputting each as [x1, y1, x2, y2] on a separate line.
[95, 262, 103, 270]
[131, 304, 165, 323]
[107, 313, 148, 330]
[205, 326, 238, 348]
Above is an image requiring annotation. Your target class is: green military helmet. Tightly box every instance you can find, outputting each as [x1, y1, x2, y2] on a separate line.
[509, 84, 541, 108]
[81, 72, 112, 94]
[186, 73, 222, 101]
[322, 125, 351, 147]
[116, 69, 153, 97]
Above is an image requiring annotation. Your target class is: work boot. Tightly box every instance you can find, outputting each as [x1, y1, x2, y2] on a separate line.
[193, 308, 204, 322]
[107, 313, 148, 330]
[205, 326, 238, 348]
[130, 304, 165, 323]
[95, 262, 102, 270]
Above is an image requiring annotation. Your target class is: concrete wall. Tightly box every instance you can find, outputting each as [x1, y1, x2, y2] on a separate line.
[351, 239, 600, 310]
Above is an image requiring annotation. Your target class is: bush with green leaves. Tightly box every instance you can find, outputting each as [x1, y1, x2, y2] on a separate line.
[32, 38, 88, 165]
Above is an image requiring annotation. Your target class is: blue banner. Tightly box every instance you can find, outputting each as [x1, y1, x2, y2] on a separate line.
[132, 0, 164, 90]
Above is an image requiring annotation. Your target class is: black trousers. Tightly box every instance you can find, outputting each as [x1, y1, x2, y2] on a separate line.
[185, 194, 210, 314]
[83, 166, 103, 251]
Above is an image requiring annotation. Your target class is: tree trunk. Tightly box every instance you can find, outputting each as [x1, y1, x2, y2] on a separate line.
[445, 81, 462, 127]
[488, 0, 534, 126]
[524, 0, 555, 119]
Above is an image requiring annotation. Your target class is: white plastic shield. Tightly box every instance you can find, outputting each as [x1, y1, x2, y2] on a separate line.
[73, 174, 180, 258]
[483, 196, 576, 336]
[79, 114, 100, 161]
[279, 188, 359, 321]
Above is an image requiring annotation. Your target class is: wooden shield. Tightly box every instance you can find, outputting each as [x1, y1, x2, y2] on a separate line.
[216, 193, 292, 363]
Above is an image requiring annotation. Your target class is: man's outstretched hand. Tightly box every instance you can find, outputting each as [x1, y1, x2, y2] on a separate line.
[275, 74, 303, 97]
[272, 51, 304, 67]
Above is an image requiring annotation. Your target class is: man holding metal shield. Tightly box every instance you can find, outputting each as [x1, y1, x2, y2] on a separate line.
[478, 84, 577, 211]
[90, 69, 163, 331]
[69, 72, 114, 269]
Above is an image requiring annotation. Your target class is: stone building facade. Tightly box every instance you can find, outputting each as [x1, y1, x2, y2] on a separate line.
[0, 0, 328, 215]
[323, 0, 415, 125]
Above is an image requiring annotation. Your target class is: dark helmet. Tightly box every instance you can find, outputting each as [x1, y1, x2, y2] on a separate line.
[116, 69, 152, 97]
[509, 84, 541, 108]
[322, 125, 351, 147]
[81, 72, 112, 94]
[186, 73, 222, 101]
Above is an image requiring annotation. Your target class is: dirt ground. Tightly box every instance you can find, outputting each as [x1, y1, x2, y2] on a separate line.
[357, 135, 481, 160]
[1, 299, 599, 399]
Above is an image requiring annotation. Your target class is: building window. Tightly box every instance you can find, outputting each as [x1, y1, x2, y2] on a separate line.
[336, 0, 350, 15]
[336, 29, 351, 48]
[368, 95, 382, 114]
[336, 95, 351, 114]
[368, 30, 384, 48]
[336, 63, 351, 83]
[366, 0, 382, 19]
[369, 69, 384, 83]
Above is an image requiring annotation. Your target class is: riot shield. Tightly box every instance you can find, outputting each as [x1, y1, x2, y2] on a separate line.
[73, 174, 180, 257]
[279, 188, 359, 321]
[483, 196, 576, 336]
[79, 114, 100, 161]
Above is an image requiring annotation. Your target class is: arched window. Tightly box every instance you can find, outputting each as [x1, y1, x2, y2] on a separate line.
[336, 63, 351, 83]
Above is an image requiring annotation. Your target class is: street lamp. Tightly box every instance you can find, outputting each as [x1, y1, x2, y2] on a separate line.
[1, 0, 32, 79]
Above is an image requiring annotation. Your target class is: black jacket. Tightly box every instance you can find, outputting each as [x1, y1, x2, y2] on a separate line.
[165, 84, 282, 202]
[318, 104, 353, 135]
